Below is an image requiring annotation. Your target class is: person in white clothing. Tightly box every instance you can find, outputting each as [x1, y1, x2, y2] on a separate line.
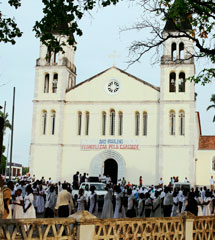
[24, 185, 36, 219]
[13, 189, 24, 219]
[114, 186, 125, 218]
[144, 192, 152, 218]
[137, 193, 144, 217]
[203, 191, 212, 216]
[55, 183, 74, 217]
[77, 188, 86, 211]
[36, 184, 45, 214]
[44, 185, 57, 218]
[89, 185, 98, 216]
[101, 186, 113, 218]
[171, 191, 179, 216]
[152, 191, 162, 217]
[159, 178, 164, 187]
[210, 176, 214, 190]
[184, 177, 189, 183]
[126, 188, 136, 218]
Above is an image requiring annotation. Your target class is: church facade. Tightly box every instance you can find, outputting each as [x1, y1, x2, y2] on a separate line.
[29, 25, 215, 186]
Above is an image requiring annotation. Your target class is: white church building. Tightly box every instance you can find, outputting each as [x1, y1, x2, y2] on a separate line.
[29, 20, 215, 186]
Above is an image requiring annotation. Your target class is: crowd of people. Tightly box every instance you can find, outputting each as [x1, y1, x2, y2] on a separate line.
[2, 173, 215, 220]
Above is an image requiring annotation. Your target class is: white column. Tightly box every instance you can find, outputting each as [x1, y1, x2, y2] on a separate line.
[69, 210, 96, 240]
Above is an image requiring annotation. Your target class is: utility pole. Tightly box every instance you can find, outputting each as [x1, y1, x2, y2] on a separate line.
[9, 87, 15, 181]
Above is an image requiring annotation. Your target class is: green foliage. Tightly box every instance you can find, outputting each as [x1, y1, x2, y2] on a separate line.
[1, 0, 215, 84]
[0, 145, 6, 175]
[0, 0, 22, 44]
[0, 110, 12, 133]
[33, 0, 120, 53]
[157, 0, 215, 83]
[22, 167, 29, 175]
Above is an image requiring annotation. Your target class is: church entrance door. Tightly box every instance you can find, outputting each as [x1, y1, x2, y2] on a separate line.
[104, 159, 118, 184]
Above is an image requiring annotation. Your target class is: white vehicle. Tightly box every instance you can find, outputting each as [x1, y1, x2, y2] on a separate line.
[173, 182, 191, 191]
[73, 182, 107, 209]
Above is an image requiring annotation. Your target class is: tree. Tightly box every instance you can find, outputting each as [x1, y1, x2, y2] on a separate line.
[1, 0, 215, 84]
[0, 146, 6, 175]
[124, 0, 215, 84]
[0, 0, 120, 53]
[0, 110, 11, 174]
[0, 111, 12, 133]
[207, 94, 215, 123]
[22, 167, 29, 175]
[0, 0, 22, 44]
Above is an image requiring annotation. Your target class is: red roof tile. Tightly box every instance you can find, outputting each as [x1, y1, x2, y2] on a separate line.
[199, 136, 215, 150]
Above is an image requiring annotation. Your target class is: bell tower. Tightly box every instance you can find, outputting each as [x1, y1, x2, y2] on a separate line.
[158, 18, 196, 185]
[30, 34, 76, 181]
[160, 19, 195, 101]
[34, 35, 76, 101]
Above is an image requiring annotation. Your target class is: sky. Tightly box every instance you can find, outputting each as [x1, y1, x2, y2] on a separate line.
[0, 0, 214, 167]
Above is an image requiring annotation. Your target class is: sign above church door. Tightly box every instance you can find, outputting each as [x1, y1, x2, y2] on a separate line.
[80, 139, 140, 151]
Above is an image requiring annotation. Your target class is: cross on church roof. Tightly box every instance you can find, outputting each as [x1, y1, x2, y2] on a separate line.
[109, 50, 120, 66]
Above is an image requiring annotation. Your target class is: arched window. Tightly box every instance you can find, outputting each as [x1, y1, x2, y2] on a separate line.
[143, 112, 148, 136]
[51, 111, 56, 135]
[110, 109, 115, 136]
[171, 42, 177, 61]
[44, 74, 49, 93]
[169, 72, 176, 92]
[179, 110, 185, 136]
[118, 112, 123, 136]
[169, 110, 176, 135]
[52, 73, 58, 93]
[102, 112, 106, 136]
[42, 111, 47, 135]
[212, 157, 215, 172]
[78, 112, 82, 136]
[179, 72, 186, 92]
[85, 112, 90, 135]
[135, 112, 140, 136]
[179, 42, 184, 59]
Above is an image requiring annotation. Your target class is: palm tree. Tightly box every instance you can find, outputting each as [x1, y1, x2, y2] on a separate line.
[0, 111, 12, 133]
[207, 94, 215, 122]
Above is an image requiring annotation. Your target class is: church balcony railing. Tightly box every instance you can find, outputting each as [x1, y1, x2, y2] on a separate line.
[36, 58, 76, 74]
[0, 211, 215, 240]
[161, 56, 194, 65]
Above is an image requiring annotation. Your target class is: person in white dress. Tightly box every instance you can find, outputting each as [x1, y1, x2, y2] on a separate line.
[13, 189, 24, 219]
[171, 191, 179, 216]
[101, 187, 113, 218]
[77, 188, 86, 211]
[144, 192, 152, 218]
[194, 191, 203, 216]
[126, 188, 136, 218]
[89, 185, 98, 216]
[24, 185, 36, 218]
[36, 184, 45, 214]
[114, 186, 126, 218]
[137, 193, 144, 217]
[152, 191, 162, 217]
[203, 191, 212, 216]
[32, 182, 38, 212]
[181, 190, 188, 213]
